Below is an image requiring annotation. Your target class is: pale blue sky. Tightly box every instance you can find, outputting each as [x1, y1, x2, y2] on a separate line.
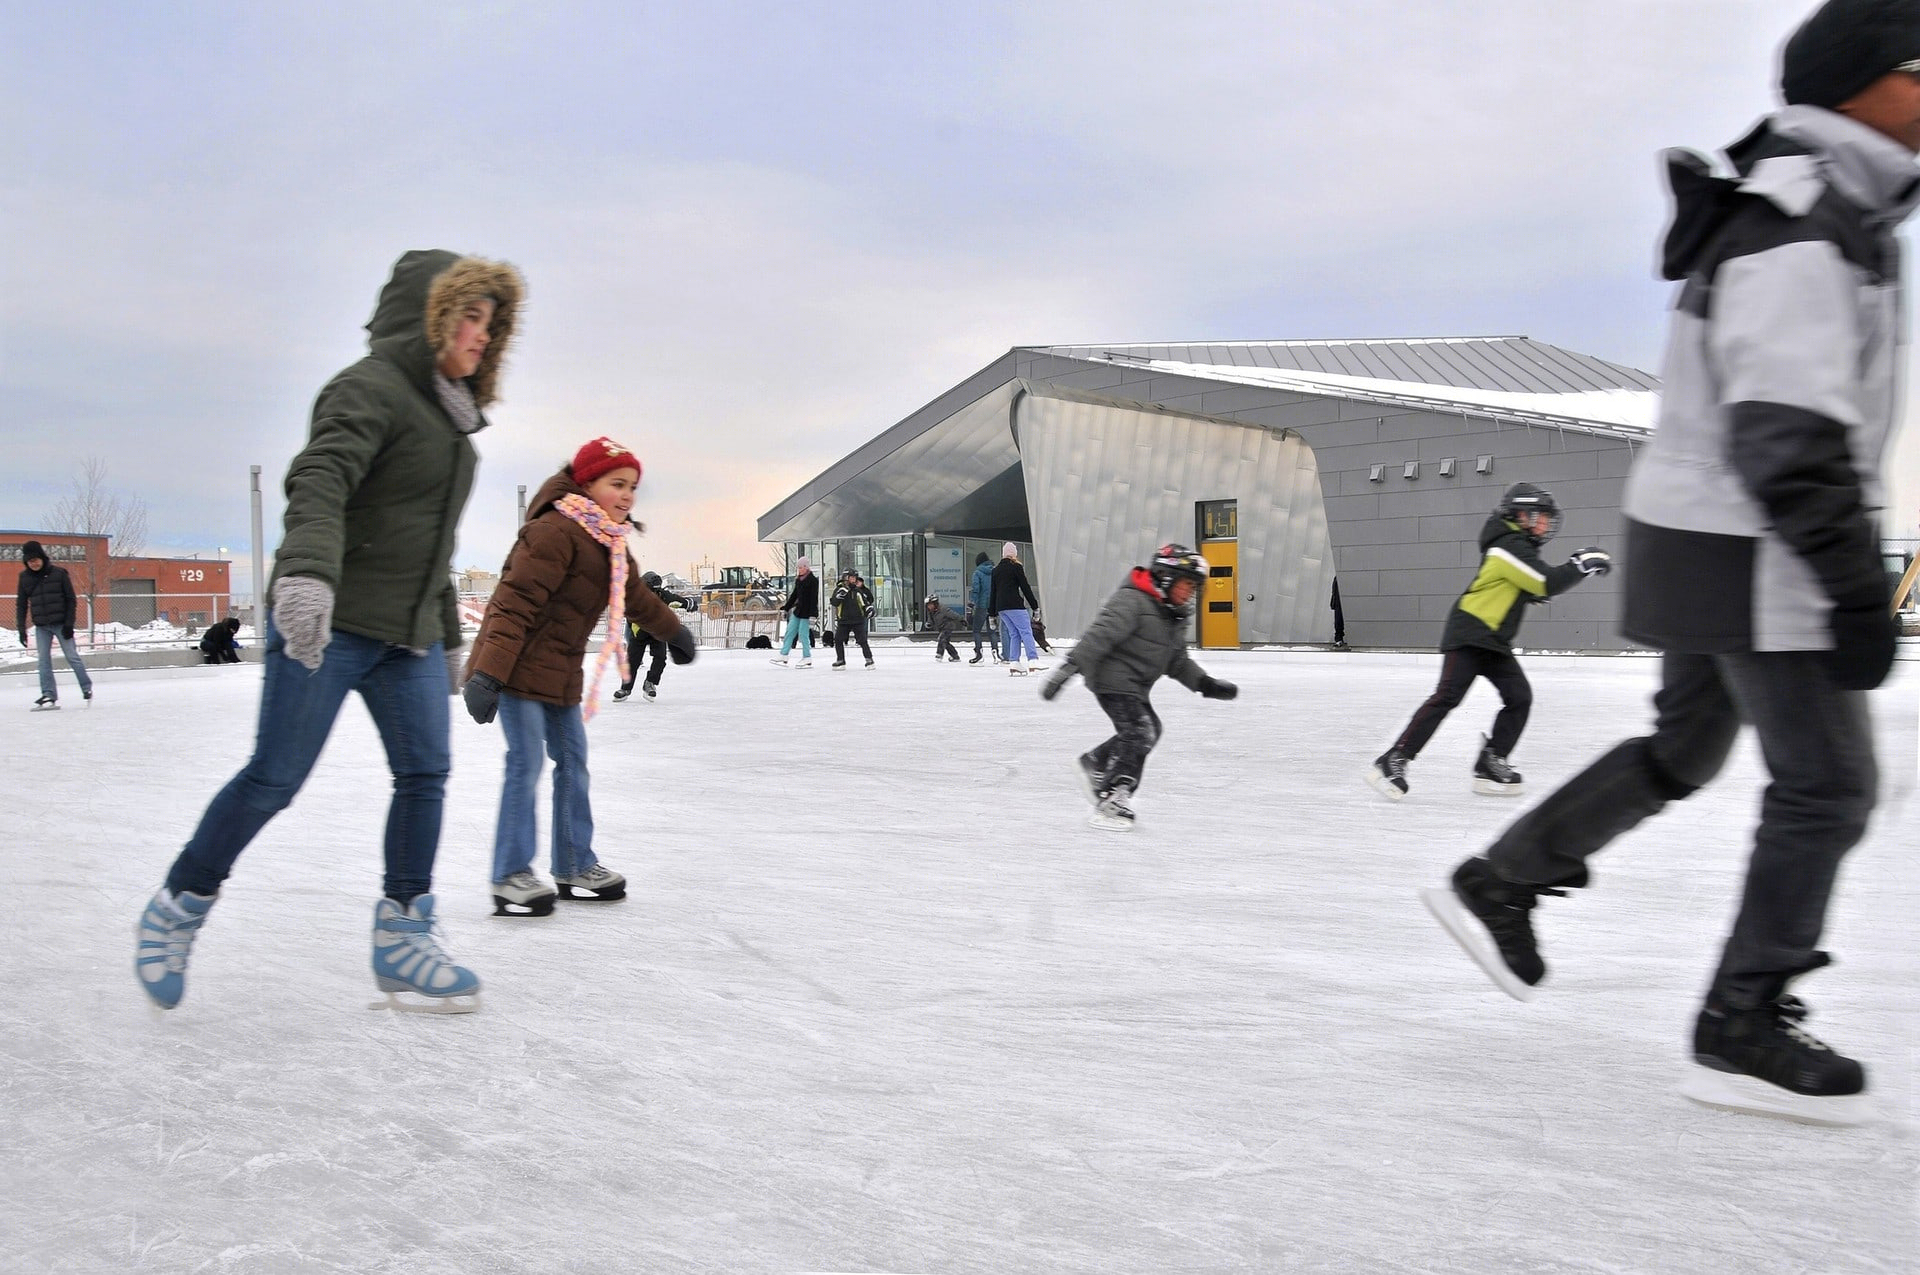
[4, 0, 1914, 581]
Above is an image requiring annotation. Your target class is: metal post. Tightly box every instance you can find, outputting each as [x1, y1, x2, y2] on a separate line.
[517, 485, 528, 526]
[250, 465, 267, 630]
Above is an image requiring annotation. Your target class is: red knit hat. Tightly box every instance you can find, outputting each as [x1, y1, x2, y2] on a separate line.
[571, 436, 642, 486]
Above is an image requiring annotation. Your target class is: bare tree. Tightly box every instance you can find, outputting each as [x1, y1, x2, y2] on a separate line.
[45, 457, 149, 634]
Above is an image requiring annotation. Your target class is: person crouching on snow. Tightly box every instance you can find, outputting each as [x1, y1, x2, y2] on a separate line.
[1039, 543, 1238, 830]
[462, 436, 697, 917]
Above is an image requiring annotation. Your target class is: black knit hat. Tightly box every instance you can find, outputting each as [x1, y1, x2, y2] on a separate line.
[20, 540, 46, 564]
[1782, 0, 1920, 108]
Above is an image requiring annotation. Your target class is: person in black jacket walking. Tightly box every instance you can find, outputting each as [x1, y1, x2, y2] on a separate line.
[199, 617, 244, 665]
[829, 569, 875, 668]
[615, 572, 692, 701]
[1365, 485, 1610, 800]
[773, 557, 818, 667]
[14, 539, 93, 708]
[1040, 544, 1237, 829]
[988, 542, 1043, 674]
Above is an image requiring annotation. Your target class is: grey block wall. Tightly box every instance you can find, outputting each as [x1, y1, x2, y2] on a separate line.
[1014, 352, 1635, 651]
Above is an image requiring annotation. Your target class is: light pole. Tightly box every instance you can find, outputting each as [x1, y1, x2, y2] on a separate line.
[249, 466, 267, 631]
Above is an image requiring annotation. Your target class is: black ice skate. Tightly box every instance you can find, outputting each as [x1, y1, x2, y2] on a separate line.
[1472, 736, 1524, 796]
[1075, 752, 1107, 807]
[1366, 749, 1409, 800]
[31, 695, 59, 712]
[612, 686, 633, 701]
[1421, 857, 1565, 1002]
[968, 653, 983, 664]
[491, 870, 557, 917]
[1088, 788, 1136, 831]
[641, 681, 658, 700]
[1682, 992, 1869, 1126]
[554, 864, 627, 901]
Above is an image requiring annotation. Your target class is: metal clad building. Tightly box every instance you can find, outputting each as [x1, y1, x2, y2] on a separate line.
[759, 338, 1659, 650]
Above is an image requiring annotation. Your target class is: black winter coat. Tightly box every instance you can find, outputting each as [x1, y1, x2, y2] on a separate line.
[16, 563, 78, 633]
[830, 580, 874, 624]
[989, 558, 1039, 615]
[783, 573, 820, 619]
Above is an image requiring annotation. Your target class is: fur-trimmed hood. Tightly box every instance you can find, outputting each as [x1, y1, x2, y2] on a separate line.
[366, 249, 524, 408]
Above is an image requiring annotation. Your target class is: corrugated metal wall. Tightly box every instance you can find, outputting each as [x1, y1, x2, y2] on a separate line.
[1014, 392, 1334, 643]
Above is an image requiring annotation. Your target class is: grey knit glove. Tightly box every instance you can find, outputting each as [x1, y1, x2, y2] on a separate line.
[272, 575, 335, 671]
[445, 645, 468, 694]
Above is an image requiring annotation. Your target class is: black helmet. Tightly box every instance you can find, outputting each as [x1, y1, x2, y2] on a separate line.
[641, 571, 662, 590]
[1148, 543, 1211, 617]
[1497, 483, 1562, 542]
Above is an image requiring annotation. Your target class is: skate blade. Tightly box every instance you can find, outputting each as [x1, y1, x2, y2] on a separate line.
[1364, 767, 1406, 802]
[1419, 886, 1537, 1002]
[491, 895, 556, 917]
[31, 704, 61, 712]
[1472, 778, 1525, 797]
[368, 990, 482, 1015]
[1680, 1067, 1871, 1127]
[1088, 812, 1135, 832]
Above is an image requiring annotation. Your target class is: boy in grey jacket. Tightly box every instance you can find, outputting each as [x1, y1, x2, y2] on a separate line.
[1423, 0, 1916, 1126]
[1041, 544, 1237, 829]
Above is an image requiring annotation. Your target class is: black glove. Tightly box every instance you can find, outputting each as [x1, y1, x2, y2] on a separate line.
[1570, 548, 1612, 577]
[668, 625, 699, 666]
[61, 625, 74, 641]
[462, 672, 502, 725]
[1198, 676, 1238, 701]
[16, 631, 26, 647]
[1826, 603, 1897, 691]
[1039, 666, 1073, 701]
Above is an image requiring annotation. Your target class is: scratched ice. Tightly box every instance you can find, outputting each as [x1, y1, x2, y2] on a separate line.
[3, 648, 1914, 1274]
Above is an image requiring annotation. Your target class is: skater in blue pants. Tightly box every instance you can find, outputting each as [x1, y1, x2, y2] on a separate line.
[988, 542, 1042, 674]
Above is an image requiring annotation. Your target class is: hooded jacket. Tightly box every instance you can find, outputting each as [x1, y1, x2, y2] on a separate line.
[466, 470, 684, 706]
[1064, 570, 1208, 699]
[270, 249, 525, 651]
[1439, 514, 1585, 653]
[968, 556, 993, 613]
[1624, 107, 1919, 652]
[14, 542, 78, 633]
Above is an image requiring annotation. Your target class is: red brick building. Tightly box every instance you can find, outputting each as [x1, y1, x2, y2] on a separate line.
[4, 531, 233, 630]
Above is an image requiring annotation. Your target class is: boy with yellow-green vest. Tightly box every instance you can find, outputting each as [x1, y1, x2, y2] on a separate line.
[1367, 484, 1611, 800]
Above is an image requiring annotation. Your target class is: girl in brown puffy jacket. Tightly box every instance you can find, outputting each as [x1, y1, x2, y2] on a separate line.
[462, 437, 697, 916]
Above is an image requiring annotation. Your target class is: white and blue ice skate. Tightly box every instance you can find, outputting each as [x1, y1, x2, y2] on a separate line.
[369, 895, 481, 1013]
[135, 887, 217, 1010]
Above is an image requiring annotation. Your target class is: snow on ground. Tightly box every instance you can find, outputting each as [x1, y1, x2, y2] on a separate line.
[3, 648, 1915, 1275]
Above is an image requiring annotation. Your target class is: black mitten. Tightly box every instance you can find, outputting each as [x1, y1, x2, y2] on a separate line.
[668, 626, 699, 665]
[1826, 604, 1896, 691]
[1198, 676, 1238, 701]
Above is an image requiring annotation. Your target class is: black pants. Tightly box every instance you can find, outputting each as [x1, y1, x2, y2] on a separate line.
[1394, 646, 1532, 759]
[1091, 692, 1162, 794]
[1484, 651, 1876, 1008]
[617, 633, 668, 693]
[834, 618, 872, 664]
[201, 649, 240, 665]
[970, 609, 991, 656]
[935, 629, 958, 659]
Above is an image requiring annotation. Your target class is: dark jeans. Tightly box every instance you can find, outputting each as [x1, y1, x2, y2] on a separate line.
[1484, 651, 1876, 1007]
[934, 629, 958, 659]
[834, 618, 872, 663]
[970, 609, 991, 656]
[617, 633, 668, 693]
[166, 616, 451, 904]
[1395, 647, 1532, 758]
[1091, 692, 1162, 794]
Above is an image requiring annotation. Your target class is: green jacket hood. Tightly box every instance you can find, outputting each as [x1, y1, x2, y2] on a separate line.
[366, 249, 525, 409]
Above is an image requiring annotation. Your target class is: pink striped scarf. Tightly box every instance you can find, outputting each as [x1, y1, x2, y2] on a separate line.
[555, 493, 630, 721]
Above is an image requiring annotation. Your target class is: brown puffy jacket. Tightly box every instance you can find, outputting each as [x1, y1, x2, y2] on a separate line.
[466, 470, 683, 706]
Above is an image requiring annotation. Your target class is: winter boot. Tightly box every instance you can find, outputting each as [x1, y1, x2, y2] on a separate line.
[1473, 736, 1524, 796]
[1420, 857, 1566, 1001]
[554, 864, 627, 901]
[1089, 786, 1136, 831]
[491, 869, 557, 917]
[1682, 991, 1868, 1125]
[370, 895, 481, 1013]
[1366, 748, 1410, 800]
[135, 887, 217, 1010]
[1075, 752, 1107, 806]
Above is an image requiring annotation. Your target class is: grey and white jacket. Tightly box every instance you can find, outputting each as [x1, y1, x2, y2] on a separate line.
[1623, 106, 1919, 653]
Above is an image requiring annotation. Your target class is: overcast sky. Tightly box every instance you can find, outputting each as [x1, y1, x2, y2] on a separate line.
[4, 0, 1916, 585]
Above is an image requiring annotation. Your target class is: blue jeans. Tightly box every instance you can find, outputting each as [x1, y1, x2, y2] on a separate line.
[491, 692, 598, 883]
[35, 626, 93, 700]
[166, 617, 450, 903]
[778, 613, 812, 657]
[999, 609, 1038, 661]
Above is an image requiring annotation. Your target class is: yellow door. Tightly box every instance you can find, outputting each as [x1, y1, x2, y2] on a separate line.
[1199, 540, 1239, 648]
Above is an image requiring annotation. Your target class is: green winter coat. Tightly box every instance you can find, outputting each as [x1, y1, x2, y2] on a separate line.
[269, 249, 524, 650]
[1438, 514, 1585, 654]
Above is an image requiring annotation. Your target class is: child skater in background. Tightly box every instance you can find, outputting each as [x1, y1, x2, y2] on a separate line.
[1040, 544, 1238, 830]
[462, 437, 697, 917]
[614, 571, 693, 702]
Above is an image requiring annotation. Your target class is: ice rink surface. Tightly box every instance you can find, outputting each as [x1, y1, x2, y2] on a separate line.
[3, 647, 1915, 1274]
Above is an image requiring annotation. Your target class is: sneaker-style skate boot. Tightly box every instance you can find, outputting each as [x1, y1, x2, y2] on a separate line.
[1366, 748, 1410, 800]
[370, 895, 481, 1013]
[491, 869, 557, 917]
[1682, 992, 1868, 1125]
[1089, 787, 1136, 831]
[554, 864, 627, 901]
[1472, 736, 1524, 796]
[1075, 752, 1107, 807]
[135, 887, 217, 1010]
[1421, 857, 1565, 1001]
